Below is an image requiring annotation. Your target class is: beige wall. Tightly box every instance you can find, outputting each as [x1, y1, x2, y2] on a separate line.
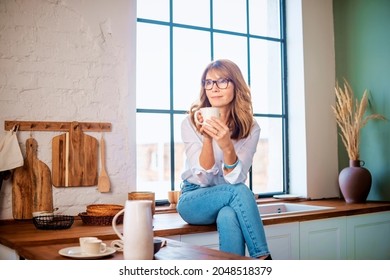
[287, 0, 339, 199]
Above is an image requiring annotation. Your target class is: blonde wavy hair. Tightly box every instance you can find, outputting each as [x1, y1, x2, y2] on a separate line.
[189, 59, 254, 140]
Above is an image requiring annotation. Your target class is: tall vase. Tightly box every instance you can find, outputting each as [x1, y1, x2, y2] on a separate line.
[338, 160, 372, 203]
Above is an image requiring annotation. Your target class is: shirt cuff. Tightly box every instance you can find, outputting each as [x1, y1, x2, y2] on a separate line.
[222, 160, 243, 184]
[191, 164, 220, 186]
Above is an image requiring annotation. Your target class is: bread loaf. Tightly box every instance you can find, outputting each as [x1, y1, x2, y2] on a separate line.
[86, 204, 123, 216]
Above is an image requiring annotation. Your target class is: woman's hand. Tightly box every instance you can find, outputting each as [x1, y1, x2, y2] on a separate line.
[201, 117, 231, 151]
[198, 116, 237, 172]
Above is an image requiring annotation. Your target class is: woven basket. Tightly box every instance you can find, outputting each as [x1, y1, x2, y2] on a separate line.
[86, 204, 124, 216]
[79, 212, 123, 226]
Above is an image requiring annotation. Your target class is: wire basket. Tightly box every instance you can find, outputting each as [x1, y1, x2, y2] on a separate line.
[32, 215, 74, 230]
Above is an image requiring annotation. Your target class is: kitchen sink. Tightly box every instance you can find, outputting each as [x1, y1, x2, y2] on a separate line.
[258, 202, 334, 216]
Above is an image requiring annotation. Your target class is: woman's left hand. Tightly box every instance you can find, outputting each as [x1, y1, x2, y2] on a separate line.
[201, 117, 231, 150]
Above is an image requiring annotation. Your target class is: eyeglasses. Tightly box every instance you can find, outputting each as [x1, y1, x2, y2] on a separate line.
[203, 78, 231, 90]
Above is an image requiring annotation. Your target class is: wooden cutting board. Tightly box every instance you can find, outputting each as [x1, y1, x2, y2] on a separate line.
[52, 122, 98, 187]
[12, 138, 53, 220]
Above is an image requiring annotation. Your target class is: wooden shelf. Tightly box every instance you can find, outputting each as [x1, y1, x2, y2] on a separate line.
[4, 121, 111, 132]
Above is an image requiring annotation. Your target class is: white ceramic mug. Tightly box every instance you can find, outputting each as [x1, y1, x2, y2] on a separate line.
[83, 239, 107, 255]
[194, 107, 220, 126]
[79, 237, 98, 252]
[112, 200, 154, 260]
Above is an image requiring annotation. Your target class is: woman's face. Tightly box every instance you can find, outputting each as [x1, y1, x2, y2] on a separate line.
[204, 70, 234, 110]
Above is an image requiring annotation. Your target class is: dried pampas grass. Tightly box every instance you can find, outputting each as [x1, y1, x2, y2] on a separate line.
[332, 79, 385, 160]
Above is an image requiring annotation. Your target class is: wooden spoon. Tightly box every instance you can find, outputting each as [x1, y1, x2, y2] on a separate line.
[98, 135, 110, 192]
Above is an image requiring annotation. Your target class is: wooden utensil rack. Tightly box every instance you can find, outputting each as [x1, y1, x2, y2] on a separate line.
[4, 121, 111, 132]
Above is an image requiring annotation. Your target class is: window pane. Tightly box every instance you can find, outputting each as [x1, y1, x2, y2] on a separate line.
[136, 114, 171, 200]
[252, 117, 284, 194]
[136, 23, 170, 109]
[213, 0, 247, 33]
[250, 39, 282, 114]
[213, 33, 248, 77]
[137, 0, 286, 198]
[137, 0, 170, 22]
[173, 28, 211, 110]
[173, 0, 210, 27]
[249, 0, 280, 38]
[174, 114, 187, 189]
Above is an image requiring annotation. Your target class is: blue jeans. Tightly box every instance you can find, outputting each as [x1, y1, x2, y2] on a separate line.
[177, 181, 270, 258]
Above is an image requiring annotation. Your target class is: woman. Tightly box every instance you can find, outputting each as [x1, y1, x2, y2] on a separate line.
[177, 59, 271, 259]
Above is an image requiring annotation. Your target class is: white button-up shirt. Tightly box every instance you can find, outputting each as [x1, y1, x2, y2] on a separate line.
[180, 116, 261, 187]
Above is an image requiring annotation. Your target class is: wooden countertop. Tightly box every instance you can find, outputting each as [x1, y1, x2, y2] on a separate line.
[259, 198, 390, 224]
[17, 238, 251, 260]
[1, 198, 390, 260]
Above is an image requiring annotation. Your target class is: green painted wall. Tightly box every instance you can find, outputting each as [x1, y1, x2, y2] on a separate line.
[333, 0, 390, 200]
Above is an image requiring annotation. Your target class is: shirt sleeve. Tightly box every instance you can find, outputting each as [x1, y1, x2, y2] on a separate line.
[223, 121, 261, 184]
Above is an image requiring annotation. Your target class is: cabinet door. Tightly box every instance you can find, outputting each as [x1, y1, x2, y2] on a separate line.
[264, 222, 299, 260]
[347, 211, 390, 260]
[300, 217, 347, 260]
[0, 244, 19, 260]
[163, 235, 181, 241]
[180, 232, 219, 250]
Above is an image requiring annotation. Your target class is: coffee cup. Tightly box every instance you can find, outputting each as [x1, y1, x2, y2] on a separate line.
[83, 239, 107, 255]
[194, 107, 220, 126]
[128, 191, 155, 216]
[79, 237, 98, 252]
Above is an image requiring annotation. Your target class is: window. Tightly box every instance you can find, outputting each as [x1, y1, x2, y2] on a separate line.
[136, 0, 287, 200]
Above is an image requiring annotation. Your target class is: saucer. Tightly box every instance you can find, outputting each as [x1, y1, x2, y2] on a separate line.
[58, 246, 116, 259]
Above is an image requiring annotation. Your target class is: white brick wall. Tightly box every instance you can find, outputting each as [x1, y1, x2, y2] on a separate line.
[0, 0, 137, 219]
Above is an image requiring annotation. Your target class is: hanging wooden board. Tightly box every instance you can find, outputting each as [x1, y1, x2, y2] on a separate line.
[52, 122, 98, 187]
[12, 138, 53, 220]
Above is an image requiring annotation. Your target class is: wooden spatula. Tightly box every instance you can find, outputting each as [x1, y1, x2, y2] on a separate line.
[98, 135, 110, 192]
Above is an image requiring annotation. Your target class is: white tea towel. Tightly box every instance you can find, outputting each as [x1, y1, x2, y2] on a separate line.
[0, 126, 24, 172]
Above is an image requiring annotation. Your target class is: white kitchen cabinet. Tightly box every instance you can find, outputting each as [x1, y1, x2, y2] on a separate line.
[164, 211, 390, 260]
[300, 217, 347, 260]
[166, 223, 301, 260]
[164, 232, 219, 250]
[264, 222, 299, 260]
[180, 232, 219, 250]
[346, 211, 390, 260]
[163, 234, 181, 241]
[0, 244, 19, 260]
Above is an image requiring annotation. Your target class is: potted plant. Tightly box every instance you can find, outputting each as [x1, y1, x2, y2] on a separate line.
[332, 79, 385, 203]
